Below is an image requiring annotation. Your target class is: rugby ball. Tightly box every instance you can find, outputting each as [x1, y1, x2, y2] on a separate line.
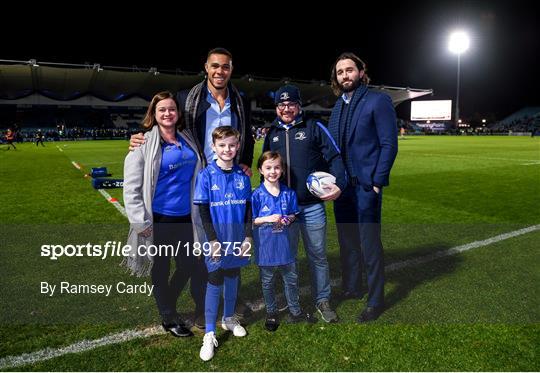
[306, 171, 336, 197]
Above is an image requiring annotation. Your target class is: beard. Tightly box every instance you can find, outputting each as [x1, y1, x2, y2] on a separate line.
[339, 78, 361, 93]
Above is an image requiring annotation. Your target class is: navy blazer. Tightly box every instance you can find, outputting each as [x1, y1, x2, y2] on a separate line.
[328, 87, 398, 188]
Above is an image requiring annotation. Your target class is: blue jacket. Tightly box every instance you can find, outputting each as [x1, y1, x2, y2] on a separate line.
[328, 86, 398, 188]
[263, 114, 347, 205]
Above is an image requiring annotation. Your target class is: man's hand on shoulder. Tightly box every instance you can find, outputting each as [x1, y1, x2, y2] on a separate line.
[128, 132, 145, 151]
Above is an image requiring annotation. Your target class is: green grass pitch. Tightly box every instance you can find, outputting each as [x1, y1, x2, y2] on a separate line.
[0, 136, 538, 371]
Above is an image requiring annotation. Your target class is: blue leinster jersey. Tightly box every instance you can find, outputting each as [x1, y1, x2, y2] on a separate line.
[194, 161, 251, 270]
[252, 183, 299, 266]
[152, 135, 196, 216]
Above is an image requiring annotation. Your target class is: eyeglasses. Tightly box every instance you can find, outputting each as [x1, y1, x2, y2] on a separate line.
[277, 102, 299, 110]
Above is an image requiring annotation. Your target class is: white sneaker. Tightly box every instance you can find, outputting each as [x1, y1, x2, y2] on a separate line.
[221, 316, 247, 337]
[199, 332, 218, 361]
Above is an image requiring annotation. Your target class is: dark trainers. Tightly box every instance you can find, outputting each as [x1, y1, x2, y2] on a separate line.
[264, 314, 280, 332]
[162, 318, 193, 338]
[288, 311, 317, 324]
[341, 290, 364, 300]
[357, 306, 384, 323]
[192, 313, 206, 332]
[316, 301, 339, 323]
[234, 301, 253, 322]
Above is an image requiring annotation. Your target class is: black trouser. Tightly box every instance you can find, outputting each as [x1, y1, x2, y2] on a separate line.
[334, 182, 385, 308]
[151, 212, 207, 322]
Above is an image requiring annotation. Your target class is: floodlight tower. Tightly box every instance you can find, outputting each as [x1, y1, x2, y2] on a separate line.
[448, 31, 470, 130]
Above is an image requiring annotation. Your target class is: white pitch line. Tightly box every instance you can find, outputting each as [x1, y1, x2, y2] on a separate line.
[2, 223, 539, 369]
[413, 153, 539, 163]
[97, 189, 127, 217]
[64, 153, 127, 217]
[384, 224, 540, 272]
[55, 145, 63, 152]
[0, 326, 165, 370]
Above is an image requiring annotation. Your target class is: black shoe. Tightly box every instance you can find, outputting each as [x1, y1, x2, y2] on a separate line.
[288, 311, 317, 324]
[162, 320, 194, 337]
[357, 306, 384, 323]
[341, 290, 364, 300]
[264, 314, 280, 332]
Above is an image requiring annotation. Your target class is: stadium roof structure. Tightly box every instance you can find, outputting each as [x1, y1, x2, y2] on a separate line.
[0, 60, 433, 108]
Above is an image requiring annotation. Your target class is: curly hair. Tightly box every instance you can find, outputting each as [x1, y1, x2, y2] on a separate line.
[330, 52, 370, 96]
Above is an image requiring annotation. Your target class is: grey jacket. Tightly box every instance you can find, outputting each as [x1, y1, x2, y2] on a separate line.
[122, 125, 203, 276]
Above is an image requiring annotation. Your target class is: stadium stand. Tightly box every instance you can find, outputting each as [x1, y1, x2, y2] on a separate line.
[0, 60, 432, 140]
[490, 107, 540, 134]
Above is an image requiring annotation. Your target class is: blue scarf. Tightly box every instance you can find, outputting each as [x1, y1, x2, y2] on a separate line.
[328, 84, 368, 148]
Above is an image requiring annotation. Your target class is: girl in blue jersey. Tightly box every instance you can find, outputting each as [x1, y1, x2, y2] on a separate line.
[193, 126, 252, 361]
[252, 151, 316, 332]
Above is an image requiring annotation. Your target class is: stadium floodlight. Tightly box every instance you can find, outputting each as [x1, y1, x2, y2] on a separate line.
[448, 31, 470, 54]
[448, 31, 470, 130]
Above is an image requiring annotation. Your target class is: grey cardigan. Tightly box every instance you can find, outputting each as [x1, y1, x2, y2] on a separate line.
[122, 125, 203, 276]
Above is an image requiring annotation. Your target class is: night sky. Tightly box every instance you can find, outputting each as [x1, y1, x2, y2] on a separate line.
[3, 1, 538, 121]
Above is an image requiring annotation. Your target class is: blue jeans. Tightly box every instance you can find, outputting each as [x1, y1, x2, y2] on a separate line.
[289, 202, 331, 305]
[259, 262, 301, 316]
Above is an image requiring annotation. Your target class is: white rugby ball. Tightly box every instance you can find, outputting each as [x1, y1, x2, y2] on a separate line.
[306, 171, 336, 197]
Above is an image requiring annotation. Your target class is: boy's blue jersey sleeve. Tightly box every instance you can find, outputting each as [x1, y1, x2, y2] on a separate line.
[251, 189, 260, 218]
[193, 169, 209, 205]
[244, 176, 252, 200]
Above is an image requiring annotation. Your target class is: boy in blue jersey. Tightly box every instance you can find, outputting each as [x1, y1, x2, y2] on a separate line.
[252, 151, 316, 332]
[193, 126, 252, 362]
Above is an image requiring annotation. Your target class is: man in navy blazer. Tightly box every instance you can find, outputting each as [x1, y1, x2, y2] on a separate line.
[328, 52, 398, 322]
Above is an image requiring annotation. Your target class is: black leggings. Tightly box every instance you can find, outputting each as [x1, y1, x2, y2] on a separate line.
[151, 213, 207, 321]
